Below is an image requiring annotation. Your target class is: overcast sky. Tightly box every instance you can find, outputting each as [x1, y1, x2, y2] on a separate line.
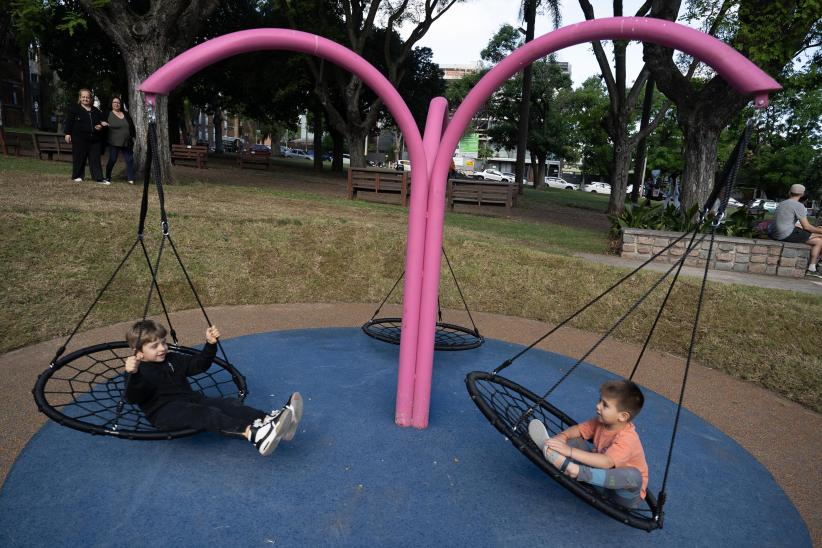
[402, 0, 666, 88]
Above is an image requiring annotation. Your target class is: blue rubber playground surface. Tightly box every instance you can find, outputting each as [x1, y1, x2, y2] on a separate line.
[0, 328, 810, 547]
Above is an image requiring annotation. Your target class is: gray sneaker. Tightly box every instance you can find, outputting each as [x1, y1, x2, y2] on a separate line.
[98, 179, 111, 185]
[528, 419, 551, 449]
[805, 270, 822, 279]
[250, 407, 292, 456]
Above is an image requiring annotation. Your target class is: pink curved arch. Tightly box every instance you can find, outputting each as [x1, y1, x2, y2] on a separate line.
[410, 16, 781, 428]
[138, 29, 427, 426]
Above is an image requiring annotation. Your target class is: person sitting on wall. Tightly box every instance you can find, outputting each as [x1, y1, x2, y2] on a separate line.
[768, 184, 822, 279]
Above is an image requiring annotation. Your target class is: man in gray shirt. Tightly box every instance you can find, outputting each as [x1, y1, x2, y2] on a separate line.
[769, 184, 822, 278]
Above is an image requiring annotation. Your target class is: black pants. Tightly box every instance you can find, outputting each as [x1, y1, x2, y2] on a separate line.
[71, 136, 103, 181]
[150, 397, 267, 437]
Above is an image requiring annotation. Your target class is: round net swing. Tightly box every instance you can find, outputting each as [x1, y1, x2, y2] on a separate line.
[33, 342, 246, 439]
[32, 120, 247, 440]
[362, 248, 483, 351]
[465, 119, 756, 531]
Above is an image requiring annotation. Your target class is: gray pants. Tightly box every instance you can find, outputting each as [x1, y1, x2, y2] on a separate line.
[567, 438, 644, 509]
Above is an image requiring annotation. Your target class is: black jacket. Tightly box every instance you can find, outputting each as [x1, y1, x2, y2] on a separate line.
[124, 343, 217, 417]
[64, 103, 106, 142]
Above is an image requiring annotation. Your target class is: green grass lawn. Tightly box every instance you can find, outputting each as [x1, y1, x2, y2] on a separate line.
[1, 154, 820, 412]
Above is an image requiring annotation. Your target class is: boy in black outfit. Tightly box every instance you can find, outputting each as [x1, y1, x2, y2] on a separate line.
[125, 319, 302, 456]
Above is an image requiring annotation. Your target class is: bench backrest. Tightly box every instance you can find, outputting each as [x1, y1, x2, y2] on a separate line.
[448, 178, 514, 204]
[349, 167, 407, 189]
[171, 144, 207, 155]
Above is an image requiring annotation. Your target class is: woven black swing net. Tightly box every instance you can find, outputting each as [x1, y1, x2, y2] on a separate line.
[32, 120, 247, 440]
[362, 247, 484, 351]
[34, 342, 246, 439]
[464, 118, 756, 532]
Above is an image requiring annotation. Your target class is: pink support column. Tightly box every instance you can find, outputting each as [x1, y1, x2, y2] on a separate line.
[409, 16, 781, 428]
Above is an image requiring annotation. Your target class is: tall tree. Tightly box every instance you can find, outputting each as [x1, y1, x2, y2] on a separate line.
[645, 0, 822, 211]
[578, 0, 676, 214]
[282, 0, 463, 167]
[514, 0, 560, 193]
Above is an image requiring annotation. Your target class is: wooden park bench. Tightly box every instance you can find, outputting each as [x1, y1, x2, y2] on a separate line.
[347, 167, 410, 206]
[446, 178, 516, 214]
[170, 144, 208, 168]
[33, 132, 72, 161]
[0, 128, 26, 156]
[237, 150, 271, 170]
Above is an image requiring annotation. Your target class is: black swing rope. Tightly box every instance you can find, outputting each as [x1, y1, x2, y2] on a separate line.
[362, 247, 483, 351]
[33, 119, 247, 439]
[467, 117, 755, 530]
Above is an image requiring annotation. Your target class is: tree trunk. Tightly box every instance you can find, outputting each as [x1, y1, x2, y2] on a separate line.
[312, 103, 323, 171]
[348, 130, 367, 168]
[679, 121, 721, 212]
[213, 108, 223, 154]
[631, 78, 655, 204]
[123, 50, 172, 183]
[515, 0, 537, 196]
[608, 130, 632, 214]
[330, 127, 344, 173]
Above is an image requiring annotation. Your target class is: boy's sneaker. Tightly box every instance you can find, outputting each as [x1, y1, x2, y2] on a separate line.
[528, 419, 551, 451]
[249, 407, 292, 456]
[265, 392, 303, 441]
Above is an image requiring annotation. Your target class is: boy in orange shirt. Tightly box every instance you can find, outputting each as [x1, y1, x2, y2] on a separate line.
[529, 379, 648, 508]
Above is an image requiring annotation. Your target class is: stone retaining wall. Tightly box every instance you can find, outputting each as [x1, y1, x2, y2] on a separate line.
[620, 228, 810, 278]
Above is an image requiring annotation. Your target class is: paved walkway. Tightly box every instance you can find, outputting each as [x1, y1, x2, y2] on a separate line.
[573, 252, 822, 295]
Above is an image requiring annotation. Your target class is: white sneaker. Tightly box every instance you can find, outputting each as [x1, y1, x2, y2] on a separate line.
[265, 392, 303, 441]
[72, 178, 83, 182]
[98, 179, 111, 185]
[250, 407, 292, 456]
[127, 180, 135, 185]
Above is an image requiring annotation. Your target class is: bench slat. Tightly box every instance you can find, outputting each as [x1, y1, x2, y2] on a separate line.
[347, 167, 409, 206]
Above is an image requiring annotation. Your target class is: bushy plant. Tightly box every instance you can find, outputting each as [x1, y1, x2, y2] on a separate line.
[713, 207, 767, 238]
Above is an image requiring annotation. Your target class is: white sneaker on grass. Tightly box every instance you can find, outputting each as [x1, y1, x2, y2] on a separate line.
[266, 392, 303, 441]
[98, 179, 111, 185]
[250, 407, 292, 456]
[72, 178, 83, 182]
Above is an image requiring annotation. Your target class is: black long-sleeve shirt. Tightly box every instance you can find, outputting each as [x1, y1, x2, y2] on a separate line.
[63, 103, 105, 141]
[125, 343, 217, 417]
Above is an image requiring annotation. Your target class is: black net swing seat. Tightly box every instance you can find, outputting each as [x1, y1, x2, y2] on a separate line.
[32, 120, 246, 440]
[465, 371, 661, 530]
[362, 247, 484, 351]
[465, 119, 756, 532]
[362, 317, 484, 351]
[33, 341, 247, 439]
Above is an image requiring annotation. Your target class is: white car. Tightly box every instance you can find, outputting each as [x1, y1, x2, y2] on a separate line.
[545, 177, 579, 190]
[727, 197, 744, 208]
[583, 181, 612, 194]
[474, 169, 511, 182]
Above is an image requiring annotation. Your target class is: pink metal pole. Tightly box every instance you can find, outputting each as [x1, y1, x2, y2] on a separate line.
[138, 29, 428, 425]
[409, 16, 781, 428]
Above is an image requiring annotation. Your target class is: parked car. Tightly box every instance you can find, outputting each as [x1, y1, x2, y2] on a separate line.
[249, 144, 271, 153]
[545, 177, 579, 190]
[474, 169, 511, 182]
[747, 199, 778, 214]
[283, 148, 312, 160]
[502, 171, 515, 180]
[583, 181, 612, 194]
[396, 159, 411, 171]
[342, 153, 351, 165]
[222, 138, 244, 152]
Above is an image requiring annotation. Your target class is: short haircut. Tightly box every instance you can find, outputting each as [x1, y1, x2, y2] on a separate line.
[126, 320, 167, 351]
[600, 380, 644, 419]
[77, 88, 92, 102]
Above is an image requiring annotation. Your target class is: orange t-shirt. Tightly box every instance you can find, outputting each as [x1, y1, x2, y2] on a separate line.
[577, 419, 649, 499]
